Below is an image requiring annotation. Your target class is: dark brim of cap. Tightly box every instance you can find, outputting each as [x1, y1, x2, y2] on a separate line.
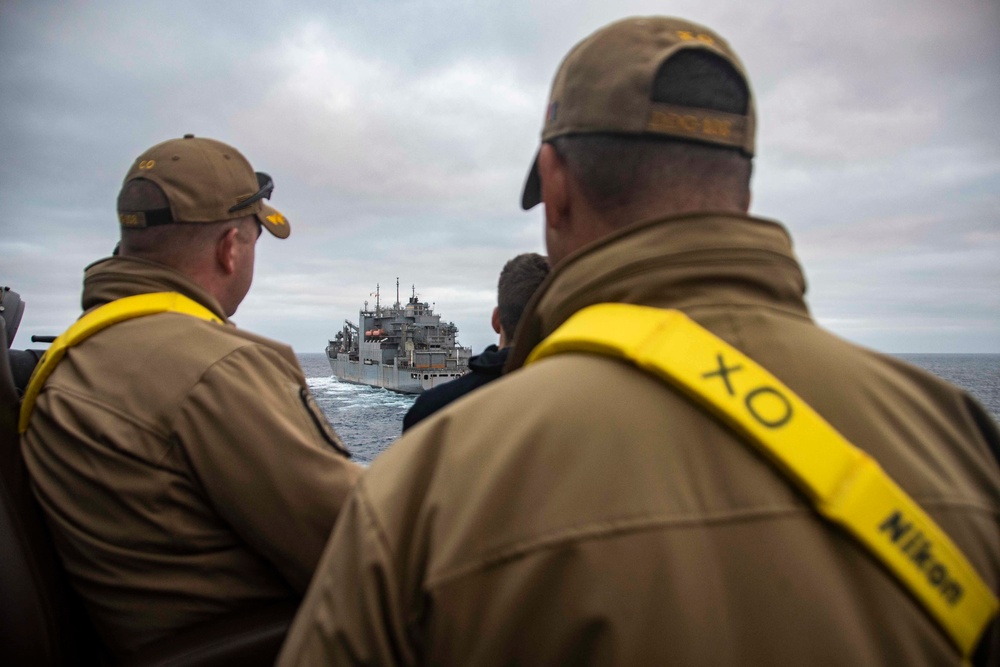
[256, 203, 291, 239]
[520, 150, 542, 210]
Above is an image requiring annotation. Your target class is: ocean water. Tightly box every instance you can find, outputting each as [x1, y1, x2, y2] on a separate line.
[894, 354, 1000, 419]
[299, 352, 1000, 465]
[299, 353, 416, 465]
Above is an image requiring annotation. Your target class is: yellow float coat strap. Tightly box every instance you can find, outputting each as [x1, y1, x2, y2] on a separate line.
[18, 292, 222, 433]
[526, 303, 998, 659]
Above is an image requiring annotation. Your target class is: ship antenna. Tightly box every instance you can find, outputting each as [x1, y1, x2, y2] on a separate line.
[396, 277, 400, 309]
[375, 283, 380, 314]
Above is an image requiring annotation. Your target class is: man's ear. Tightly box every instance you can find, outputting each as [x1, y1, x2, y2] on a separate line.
[491, 306, 502, 335]
[216, 226, 241, 275]
[538, 143, 570, 233]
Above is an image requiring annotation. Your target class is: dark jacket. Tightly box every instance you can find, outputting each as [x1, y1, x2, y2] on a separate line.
[402, 345, 508, 431]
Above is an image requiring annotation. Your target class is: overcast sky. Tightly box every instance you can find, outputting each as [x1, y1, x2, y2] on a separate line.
[2, 0, 998, 355]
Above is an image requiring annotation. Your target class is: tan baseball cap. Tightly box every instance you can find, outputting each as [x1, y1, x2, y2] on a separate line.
[118, 134, 291, 239]
[521, 16, 756, 210]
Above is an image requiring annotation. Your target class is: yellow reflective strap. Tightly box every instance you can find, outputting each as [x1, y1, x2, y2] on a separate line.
[526, 303, 998, 658]
[18, 292, 222, 433]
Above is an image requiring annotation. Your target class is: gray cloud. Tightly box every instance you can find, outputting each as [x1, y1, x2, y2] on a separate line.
[2, 0, 998, 355]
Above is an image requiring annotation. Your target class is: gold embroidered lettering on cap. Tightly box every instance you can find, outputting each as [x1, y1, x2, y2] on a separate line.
[703, 118, 732, 137]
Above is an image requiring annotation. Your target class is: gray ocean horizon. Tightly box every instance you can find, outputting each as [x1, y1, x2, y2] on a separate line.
[299, 352, 1000, 465]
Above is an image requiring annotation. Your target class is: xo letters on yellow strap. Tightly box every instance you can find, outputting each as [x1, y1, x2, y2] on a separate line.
[18, 292, 222, 433]
[527, 303, 998, 659]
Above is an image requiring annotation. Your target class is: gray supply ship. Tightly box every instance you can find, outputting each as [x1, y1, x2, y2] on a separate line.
[326, 281, 471, 394]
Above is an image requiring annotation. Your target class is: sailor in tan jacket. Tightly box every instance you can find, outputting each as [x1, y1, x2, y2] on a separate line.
[280, 16, 1000, 666]
[20, 135, 362, 656]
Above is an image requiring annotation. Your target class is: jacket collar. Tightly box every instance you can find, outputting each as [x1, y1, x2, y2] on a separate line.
[507, 212, 810, 370]
[81, 256, 230, 323]
[469, 344, 509, 372]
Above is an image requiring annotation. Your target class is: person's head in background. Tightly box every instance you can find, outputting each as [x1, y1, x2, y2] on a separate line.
[492, 253, 549, 348]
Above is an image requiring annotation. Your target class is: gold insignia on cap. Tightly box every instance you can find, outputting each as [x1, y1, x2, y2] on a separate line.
[676, 30, 715, 45]
[266, 213, 287, 226]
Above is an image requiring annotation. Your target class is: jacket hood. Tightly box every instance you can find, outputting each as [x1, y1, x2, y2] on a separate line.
[81, 256, 230, 323]
[507, 212, 809, 371]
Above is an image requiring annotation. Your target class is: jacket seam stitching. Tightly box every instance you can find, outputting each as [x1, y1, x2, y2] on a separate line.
[358, 479, 397, 561]
[30, 384, 190, 474]
[424, 499, 999, 590]
[39, 383, 159, 434]
[358, 481, 418, 633]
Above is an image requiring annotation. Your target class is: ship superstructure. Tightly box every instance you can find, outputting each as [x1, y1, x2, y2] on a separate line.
[326, 281, 471, 394]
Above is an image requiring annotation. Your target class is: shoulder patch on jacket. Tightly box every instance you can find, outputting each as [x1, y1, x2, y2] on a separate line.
[300, 387, 351, 458]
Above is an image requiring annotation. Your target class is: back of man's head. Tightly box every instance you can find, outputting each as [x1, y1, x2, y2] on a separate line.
[116, 134, 291, 265]
[497, 253, 549, 341]
[117, 180, 251, 271]
[521, 17, 755, 223]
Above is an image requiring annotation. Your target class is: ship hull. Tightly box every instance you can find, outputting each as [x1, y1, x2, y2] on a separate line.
[328, 353, 464, 394]
[328, 286, 471, 394]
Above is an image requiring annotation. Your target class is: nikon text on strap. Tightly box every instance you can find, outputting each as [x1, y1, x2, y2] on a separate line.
[18, 292, 222, 433]
[526, 303, 997, 659]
